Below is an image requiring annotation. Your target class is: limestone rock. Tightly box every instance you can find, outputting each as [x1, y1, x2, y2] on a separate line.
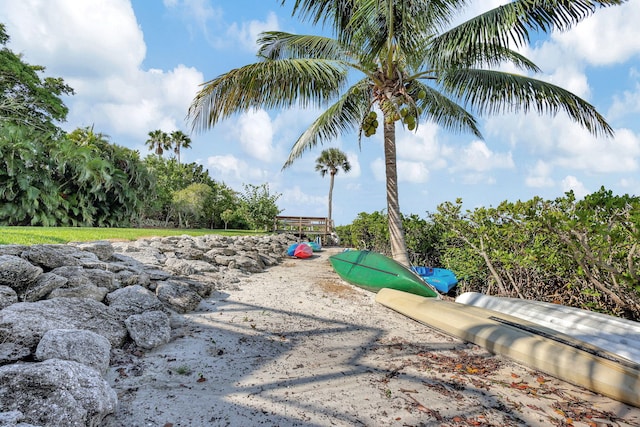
[0, 286, 18, 310]
[0, 359, 117, 427]
[106, 285, 165, 320]
[124, 311, 171, 350]
[0, 297, 127, 364]
[155, 280, 202, 313]
[0, 256, 42, 294]
[35, 329, 111, 374]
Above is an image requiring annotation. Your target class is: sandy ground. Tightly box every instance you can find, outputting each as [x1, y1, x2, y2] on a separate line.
[101, 247, 640, 427]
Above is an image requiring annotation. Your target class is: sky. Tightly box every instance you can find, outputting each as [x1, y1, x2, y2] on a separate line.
[1, 1, 640, 226]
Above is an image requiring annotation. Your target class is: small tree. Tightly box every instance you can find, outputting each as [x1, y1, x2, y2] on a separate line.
[315, 148, 350, 222]
[239, 183, 282, 231]
[171, 183, 212, 228]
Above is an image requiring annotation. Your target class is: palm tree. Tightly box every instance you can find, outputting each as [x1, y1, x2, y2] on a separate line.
[170, 130, 192, 165]
[315, 148, 351, 222]
[188, 0, 621, 266]
[145, 129, 171, 156]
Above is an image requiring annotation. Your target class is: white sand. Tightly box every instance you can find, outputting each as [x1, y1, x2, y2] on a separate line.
[101, 247, 640, 427]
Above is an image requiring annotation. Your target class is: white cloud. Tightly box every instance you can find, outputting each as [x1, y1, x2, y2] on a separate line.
[207, 154, 267, 183]
[550, 2, 640, 66]
[0, 0, 205, 146]
[370, 158, 429, 184]
[1, 0, 145, 77]
[279, 185, 326, 207]
[561, 176, 589, 199]
[396, 123, 446, 168]
[226, 11, 280, 51]
[341, 151, 362, 179]
[237, 109, 275, 161]
[163, 0, 223, 41]
[526, 160, 554, 188]
[449, 140, 514, 172]
[608, 80, 640, 121]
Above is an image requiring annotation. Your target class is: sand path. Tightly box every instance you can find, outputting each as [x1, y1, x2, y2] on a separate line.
[101, 247, 640, 427]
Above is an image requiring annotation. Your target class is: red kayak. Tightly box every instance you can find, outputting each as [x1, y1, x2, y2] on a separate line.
[293, 243, 313, 259]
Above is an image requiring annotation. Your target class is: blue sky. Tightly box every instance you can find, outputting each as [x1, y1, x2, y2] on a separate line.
[1, 1, 640, 226]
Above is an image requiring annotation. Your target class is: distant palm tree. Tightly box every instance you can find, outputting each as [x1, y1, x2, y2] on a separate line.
[315, 148, 351, 222]
[146, 129, 170, 156]
[188, 0, 619, 266]
[170, 130, 192, 165]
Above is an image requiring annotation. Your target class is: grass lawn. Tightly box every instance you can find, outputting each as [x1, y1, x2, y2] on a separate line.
[0, 227, 263, 245]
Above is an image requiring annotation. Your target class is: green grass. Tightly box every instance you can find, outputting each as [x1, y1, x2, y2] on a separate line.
[0, 227, 263, 245]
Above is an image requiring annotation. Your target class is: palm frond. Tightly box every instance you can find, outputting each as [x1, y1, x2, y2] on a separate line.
[189, 58, 348, 133]
[281, 0, 356, 33]
[283, 79, 371, 168]
[440, 69, 614, 137]
[414, 82, 483, 138]
[258, 32, 347, 61]
[437, 0, 626, 54]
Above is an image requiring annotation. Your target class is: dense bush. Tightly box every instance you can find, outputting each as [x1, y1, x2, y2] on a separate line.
[0, 125, 152, 227]
[338, 189, 640, 320]
[433, 188, 640, 320]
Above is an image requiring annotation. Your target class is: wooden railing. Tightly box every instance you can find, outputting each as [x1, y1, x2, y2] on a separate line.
[274, 216, 334, 237]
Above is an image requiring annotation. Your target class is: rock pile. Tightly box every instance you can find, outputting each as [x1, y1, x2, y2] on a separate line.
[0, 233, 297, 427]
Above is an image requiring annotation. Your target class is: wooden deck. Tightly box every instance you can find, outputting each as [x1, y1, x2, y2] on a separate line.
[274, 216, 334, 238]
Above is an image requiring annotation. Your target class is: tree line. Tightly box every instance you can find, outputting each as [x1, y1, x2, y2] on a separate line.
[0, 23, 280, 231]
[337, 187, 640, 321]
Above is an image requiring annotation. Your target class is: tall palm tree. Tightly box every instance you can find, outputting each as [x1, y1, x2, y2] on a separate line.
[170, 130, 192, 165]
[188, 0, 622, 266]
[145, 129, 171, 156]
[315, 148, 351, 222]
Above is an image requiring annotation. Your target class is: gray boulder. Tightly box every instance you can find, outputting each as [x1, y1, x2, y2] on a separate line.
[124, 311, 171, 350]
[0, 256, 42, 294]
[0, 297, 127, 364]
[20, 272, 67, 302]
[0, 287, 17, 310]
[106, 285, 165, 320]
[35, 329, 111, 374]
[48, 283, 109, 302]
[155, 280, 202, 313]
[0, 359, 117, 427]
[164, 256, 219, 275]
[21, 245, 98, 269]
[71, 241, 115, 261]
[0, 410, 40, 427]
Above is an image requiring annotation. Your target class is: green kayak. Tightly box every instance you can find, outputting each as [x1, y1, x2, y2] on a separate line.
[329, 250, 440, 299]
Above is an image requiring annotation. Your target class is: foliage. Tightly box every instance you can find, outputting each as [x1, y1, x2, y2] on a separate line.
[0, 125, 64, 225]
[432, 189, 640, 320]
[239, 183, 282, 231]
[146, 129, 171, 156]
[56, 126, 154, 227]
[0, 125, 152, 227]
[0, 23, 74, 134]
[145, 129, 193, 165]
[142, 156, 242, 229]
[172, 183, 213, 228]
[347, 211, 390, 253]
[189, 0, 620, 267]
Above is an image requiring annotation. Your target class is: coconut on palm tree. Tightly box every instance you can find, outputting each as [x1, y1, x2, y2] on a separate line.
[170, 130, 192, 165]
[315, 148, 351, 223]
[188, 0, 621, 266]
[146, 129, 171, 156]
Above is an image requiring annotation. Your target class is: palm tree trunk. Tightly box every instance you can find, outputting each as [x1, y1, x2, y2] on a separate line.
[328, 172, 335, 221]
[383, 120, 410, 266]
